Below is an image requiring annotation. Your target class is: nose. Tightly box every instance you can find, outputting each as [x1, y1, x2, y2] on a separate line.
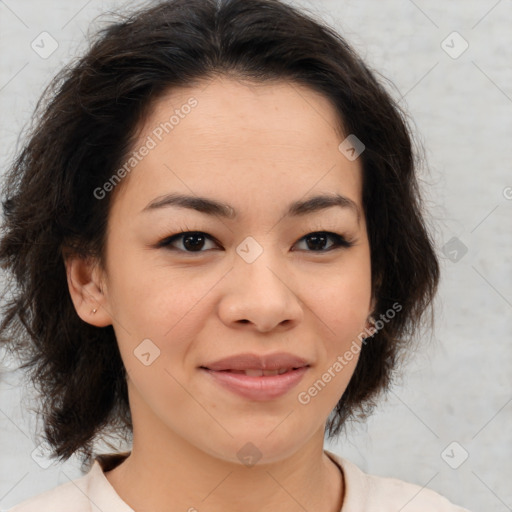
[217, 249, 304, 333]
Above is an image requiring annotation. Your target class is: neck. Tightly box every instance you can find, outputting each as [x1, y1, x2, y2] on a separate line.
[104, 428, 343, 512]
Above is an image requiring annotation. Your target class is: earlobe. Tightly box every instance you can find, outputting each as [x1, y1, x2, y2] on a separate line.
[369, 294, 377, 318]
[365, 295, 377, 332]
[64, 254, 112, 327]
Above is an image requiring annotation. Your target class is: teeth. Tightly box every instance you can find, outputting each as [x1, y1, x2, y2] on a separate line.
[244, 369, 263, 376]
[241, 368, 290, 376]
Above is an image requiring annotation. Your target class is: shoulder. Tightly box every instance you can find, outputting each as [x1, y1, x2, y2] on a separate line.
[3, 454, 131, 512]
[362, 472, 471, 511]
[325, 450, 472, 512]
[2, 472, 92, 512]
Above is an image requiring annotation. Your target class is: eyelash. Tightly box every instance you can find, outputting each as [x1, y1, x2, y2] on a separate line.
[156, 230, 355, 253]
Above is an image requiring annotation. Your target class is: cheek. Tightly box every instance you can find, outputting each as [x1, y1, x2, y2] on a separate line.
[103, 238, 196, 334]
[319, 278, 371, 333]
[304, 253, 372, 331]
[299, 252, 371, 402]
[104, 252, 219, 379]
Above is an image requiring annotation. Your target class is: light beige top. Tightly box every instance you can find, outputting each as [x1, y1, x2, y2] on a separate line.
[4, 450, 471, 511]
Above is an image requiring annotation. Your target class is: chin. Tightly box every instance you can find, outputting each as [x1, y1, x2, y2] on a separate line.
[194, 423, 317, 467]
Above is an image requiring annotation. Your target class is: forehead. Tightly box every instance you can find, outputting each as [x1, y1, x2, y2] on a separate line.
[111, 76, 363, 221]
[143, 75, 346, 149]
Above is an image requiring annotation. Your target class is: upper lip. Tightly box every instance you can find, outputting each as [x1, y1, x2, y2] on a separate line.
[200, 352, 310, 371]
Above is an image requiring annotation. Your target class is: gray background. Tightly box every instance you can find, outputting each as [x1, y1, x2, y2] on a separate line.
[1, 0, 511, 510]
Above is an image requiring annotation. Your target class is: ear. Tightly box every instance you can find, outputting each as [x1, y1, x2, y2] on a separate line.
[367, 271, 383, 321]
[64, 253, 112, 327]
[365, 294, 378, 331]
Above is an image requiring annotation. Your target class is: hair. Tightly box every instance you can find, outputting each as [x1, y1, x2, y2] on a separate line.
[0, 0, 439, 466]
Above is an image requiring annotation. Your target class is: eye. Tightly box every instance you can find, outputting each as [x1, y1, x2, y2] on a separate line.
[157, 231, 220, 252]
[157, 230, 354, 253]
[293, 231, 355, 252]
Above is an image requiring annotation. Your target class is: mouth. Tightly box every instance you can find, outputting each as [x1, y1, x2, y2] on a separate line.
[200, 366, 306, 376]
[199, 365, 310, 401]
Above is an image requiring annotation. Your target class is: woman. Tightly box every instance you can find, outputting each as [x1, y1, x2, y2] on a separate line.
[0, 0, 471, 510]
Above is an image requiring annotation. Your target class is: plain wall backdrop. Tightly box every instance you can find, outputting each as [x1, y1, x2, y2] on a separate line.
[0, 1, 511, 510]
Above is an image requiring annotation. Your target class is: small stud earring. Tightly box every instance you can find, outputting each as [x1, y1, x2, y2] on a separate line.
[91, 308, 97, 314]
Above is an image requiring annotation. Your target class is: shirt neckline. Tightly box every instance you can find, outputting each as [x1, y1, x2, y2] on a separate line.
[90, 449, 362, 512]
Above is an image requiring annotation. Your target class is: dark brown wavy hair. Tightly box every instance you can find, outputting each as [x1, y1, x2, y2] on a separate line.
[0, 0, 439, 466]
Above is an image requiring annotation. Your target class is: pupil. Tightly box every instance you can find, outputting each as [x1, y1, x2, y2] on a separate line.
[183, 233, 205, 251]
[180, 233, 329, 251]
[307, 233, 327, 251]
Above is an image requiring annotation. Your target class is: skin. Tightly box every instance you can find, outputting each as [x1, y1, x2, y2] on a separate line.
[66, 75, 375, 512]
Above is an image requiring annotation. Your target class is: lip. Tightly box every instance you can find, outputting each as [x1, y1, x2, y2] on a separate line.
[199, 352, 310, 401]
[200, 352, 310, 371]
[200, 366, 309, 401]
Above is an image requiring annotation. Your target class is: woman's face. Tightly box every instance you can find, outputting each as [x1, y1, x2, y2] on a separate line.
[74, 76, 374, 464]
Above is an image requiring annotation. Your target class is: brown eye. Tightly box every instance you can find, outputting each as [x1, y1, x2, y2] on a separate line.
[293, 231, 354, 252]
[157, 230, 354, 254]
[158, 231, 220, 252]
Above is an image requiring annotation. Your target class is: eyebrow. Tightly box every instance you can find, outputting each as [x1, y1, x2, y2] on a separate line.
[141, 192, 361, 223]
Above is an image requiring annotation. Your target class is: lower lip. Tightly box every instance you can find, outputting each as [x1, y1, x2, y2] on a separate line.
[201, 367, 309, 401]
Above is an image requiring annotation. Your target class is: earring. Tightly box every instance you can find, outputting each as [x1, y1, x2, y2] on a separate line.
[91, 308, 97, 314]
